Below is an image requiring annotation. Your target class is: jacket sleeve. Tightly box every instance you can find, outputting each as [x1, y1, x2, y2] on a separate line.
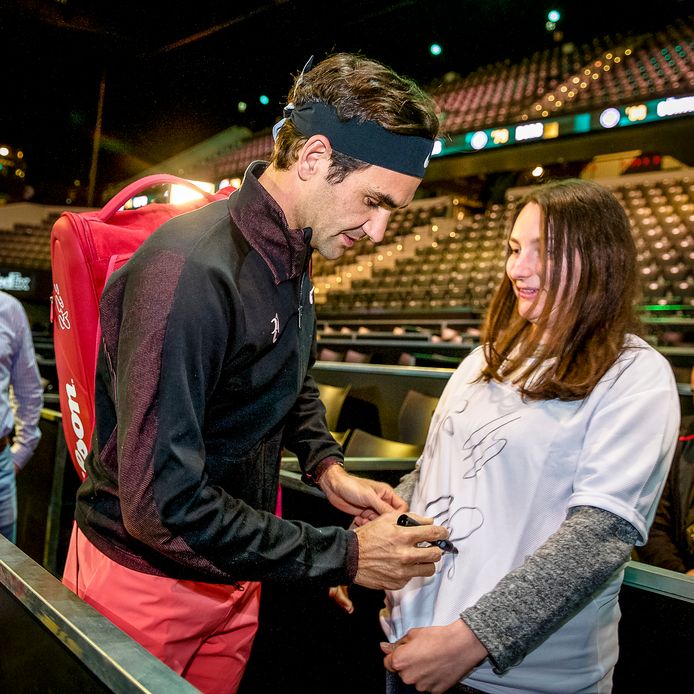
[636, 422, 694, 573]
[113, 250, 354, 585]
[635, 468, 687, 572]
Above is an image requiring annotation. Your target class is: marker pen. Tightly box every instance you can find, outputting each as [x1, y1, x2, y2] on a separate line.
[397, 513, 458, 554]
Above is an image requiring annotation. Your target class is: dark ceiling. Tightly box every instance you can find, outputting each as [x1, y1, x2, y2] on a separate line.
[1, 0, 690, 202]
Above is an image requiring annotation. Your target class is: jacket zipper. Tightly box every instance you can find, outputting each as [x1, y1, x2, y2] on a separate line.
[297, 230, 312, 332]
[298, 272, 304, 330]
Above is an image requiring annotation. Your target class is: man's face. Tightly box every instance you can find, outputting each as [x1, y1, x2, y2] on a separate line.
[300, 164, 422, 260]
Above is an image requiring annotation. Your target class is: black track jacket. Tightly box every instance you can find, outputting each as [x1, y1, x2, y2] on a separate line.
[75, 162, 357, 586]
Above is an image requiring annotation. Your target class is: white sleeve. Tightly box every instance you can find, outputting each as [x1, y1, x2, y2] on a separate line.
[569, 345, 680, 543]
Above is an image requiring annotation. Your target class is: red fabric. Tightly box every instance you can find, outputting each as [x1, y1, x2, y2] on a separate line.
[50, 177, 235, 480]
[62, 524, 259, 694]
[275, 482, 283, 516]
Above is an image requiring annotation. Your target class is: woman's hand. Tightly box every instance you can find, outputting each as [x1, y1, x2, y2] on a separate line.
[328, 585, 354, 614]
[381, 620, 488, 694]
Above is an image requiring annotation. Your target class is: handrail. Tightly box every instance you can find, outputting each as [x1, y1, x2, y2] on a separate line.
[624, 560, 694, 603]
[0, 535, 199, 693]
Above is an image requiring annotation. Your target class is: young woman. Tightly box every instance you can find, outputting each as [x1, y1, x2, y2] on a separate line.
[380, 178, 681, 694]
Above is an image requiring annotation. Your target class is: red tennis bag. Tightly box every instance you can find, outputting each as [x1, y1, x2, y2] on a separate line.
[50, 174, 235, 480]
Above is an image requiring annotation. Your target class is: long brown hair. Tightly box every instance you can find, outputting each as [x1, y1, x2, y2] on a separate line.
[480, 178, 642, 401]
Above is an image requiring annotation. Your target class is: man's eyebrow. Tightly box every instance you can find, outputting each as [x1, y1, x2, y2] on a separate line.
[367, 189, 407, 210]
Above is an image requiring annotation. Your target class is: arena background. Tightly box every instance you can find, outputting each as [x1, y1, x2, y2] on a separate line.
[0, 1, 692, 692]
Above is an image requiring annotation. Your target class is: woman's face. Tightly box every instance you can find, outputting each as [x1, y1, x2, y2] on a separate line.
[506, 202, 546, 323]
[506, 201, 576, 326]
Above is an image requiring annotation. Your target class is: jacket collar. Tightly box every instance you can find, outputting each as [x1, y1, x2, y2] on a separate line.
[228, 161, 311, 284]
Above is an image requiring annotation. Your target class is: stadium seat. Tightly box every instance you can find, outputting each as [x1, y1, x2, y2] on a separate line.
[318, 347, 345, 362]
[330, 429, 352, 447]
[397, 390, 440, 447]
[316, 382, 352, 432]
[345, 349, 372, 363]
[344, 429, 422, 458]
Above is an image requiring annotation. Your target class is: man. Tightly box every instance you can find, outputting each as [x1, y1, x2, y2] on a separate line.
[0, 290, 44, 543]
[61, 52, 447, 693]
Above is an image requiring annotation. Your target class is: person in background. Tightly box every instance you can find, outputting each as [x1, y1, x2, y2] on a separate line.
[635, 367, 694, 575]
[0, 290, 44, 543]
[61, 52, 448, 694]
[380, 178, 680, 694]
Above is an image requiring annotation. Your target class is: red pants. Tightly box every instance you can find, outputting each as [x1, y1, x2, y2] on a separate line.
[62, 524, 260, 694]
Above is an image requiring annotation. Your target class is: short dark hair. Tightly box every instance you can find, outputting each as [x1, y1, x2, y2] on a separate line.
[481, 178, 641, 401]
[271, 52, 440, 182]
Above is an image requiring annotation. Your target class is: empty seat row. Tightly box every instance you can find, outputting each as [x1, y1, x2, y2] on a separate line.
[312, 382, 440, 458]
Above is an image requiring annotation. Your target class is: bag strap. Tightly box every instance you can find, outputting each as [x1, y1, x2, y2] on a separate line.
[97, 174, 218, 222]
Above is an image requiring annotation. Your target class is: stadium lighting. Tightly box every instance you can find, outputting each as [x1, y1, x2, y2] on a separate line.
[170, 179, 216, 204]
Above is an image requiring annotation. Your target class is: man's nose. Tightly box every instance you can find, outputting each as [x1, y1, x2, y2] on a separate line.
[362, 209, 391, 244]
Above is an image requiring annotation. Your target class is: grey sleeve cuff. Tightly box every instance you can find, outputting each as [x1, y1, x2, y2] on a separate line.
[460, 505, 639, 673]
[393, 466, 420, 505]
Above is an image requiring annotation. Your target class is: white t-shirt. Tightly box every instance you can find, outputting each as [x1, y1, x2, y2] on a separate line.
[382, 335, 680, 693]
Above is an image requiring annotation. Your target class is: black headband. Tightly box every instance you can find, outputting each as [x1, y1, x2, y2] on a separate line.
[285, 101, 435, 179]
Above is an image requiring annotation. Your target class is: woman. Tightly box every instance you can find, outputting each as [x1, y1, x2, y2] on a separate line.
[380, 178, 680, 693]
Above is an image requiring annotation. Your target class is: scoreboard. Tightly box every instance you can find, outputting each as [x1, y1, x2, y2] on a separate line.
[434, 93, 694, 157]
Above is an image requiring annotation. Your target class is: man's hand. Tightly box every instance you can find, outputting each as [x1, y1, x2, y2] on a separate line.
[318, 463, 407, 521]
[381, 620, 488, 694]
[353, 511, 449, 590]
